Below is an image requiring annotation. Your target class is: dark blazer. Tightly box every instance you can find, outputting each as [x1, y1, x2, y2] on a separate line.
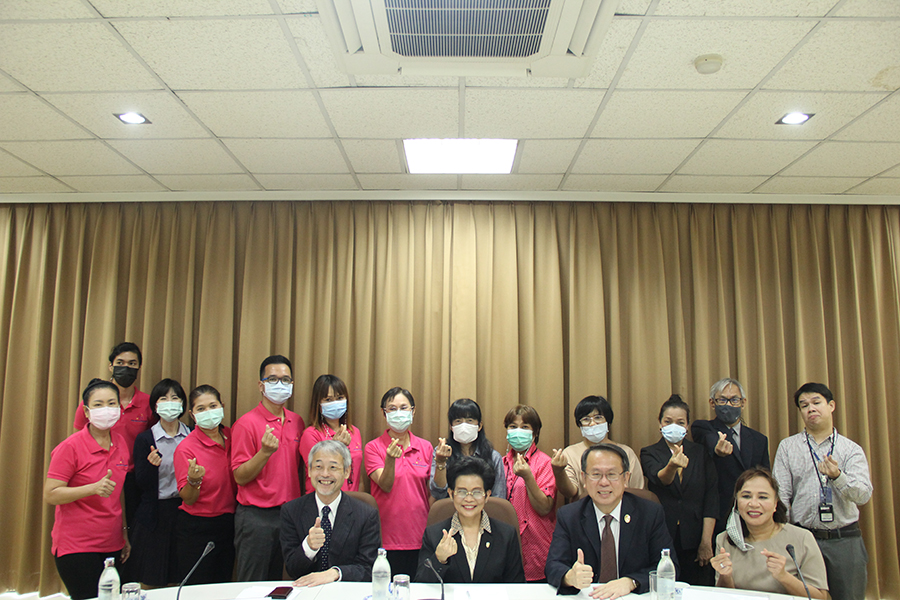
[690, 418, 770, 534]
[545, 492, 675, 594]
[133, 427, 189, 528]
[416, 515, 525, 583]
[640, 438, 718, 551]
[280, 491, 382, 581]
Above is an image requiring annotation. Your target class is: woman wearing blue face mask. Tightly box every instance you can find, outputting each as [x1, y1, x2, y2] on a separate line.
[641, 394, 719, 587]
[502, 404, 556, 582]
[299, 374, 363, 493]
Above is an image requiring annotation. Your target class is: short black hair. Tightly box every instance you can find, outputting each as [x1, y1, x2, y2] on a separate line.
[580, 443, 630, 474]
[189, 384, 222, 410]
[109, 342, 142, 367]
[149, 378, 187, 419]
[793, 382, 833, 408]
[658, 393, 690, 423]
[82, 378, 119, 405]
[259, 354, 292, 380]
[447, 456, 495, 493]
[380, 386, 415, 409]
[574, 395, 614, 427]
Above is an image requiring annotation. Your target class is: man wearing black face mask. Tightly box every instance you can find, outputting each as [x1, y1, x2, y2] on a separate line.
[690, 378, 770, 536]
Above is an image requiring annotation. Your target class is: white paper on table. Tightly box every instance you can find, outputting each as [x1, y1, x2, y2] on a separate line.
[453, 585, 508, 600]
[234, 586, 301, 600]
[681, 588, 767, 600]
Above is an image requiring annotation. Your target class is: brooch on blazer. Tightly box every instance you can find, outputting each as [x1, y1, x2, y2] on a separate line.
[624, 514, 631, 524]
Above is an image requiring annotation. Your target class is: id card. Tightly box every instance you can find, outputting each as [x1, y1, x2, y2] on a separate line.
[819, 503, 834, 523]
[821, 487, 833, 504]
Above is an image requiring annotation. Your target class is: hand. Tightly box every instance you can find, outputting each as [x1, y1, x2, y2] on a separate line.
[307, 517, 326, 551]
[121, 536, 131, 563]
[261, 425, 280, 456]
[148, 445, 162, 467]
[293, 568, 339, 587]
[513, 453, 533, 479]
[94, 470, 116, 497]
[761, 548, 789, 582]
[333, 424, 352, 446]
[697, 539, 714, 566]
[714, 432, 734, 457]
[435, 437, 452, 466]
[711, 547, 733, 577]
[566, 548, 593, 589]
[551, 448, 568, 469]
[187, 457, 206, 482]
[385, 437, 403, 459]
[435, 528, 458, 564]
[818, 455, 841, 479]
[668, 444, 689, 469]
[588, 577, 635, 599]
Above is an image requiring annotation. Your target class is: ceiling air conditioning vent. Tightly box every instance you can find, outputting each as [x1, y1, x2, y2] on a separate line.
[315, 0, 620, 77]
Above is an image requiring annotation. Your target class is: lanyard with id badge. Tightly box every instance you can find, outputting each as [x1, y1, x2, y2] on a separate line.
[805, 429, 836, 523]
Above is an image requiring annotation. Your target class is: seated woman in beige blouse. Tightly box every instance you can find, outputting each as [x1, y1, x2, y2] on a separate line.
[712, 467, 827, 599]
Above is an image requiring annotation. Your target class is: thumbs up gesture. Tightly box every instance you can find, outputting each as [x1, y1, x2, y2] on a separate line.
[566, 548, 594, 589]
[714, 432, 734, 457]
[94, 469, 116, 497]
[307, 516, 326, 550]
[148, 445, 162, 466]
[261, 425, 279, 456]
[668, 444, 690, 469]
[435, 528, 458, 564]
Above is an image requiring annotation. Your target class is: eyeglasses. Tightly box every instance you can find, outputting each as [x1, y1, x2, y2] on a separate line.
[262, 376, 293, 385]
[453, 489, 486, 500]
[713, 397, 744, 406]
[579, 415, 607, 426]
[384, 405, 412, 413]
[585, 471, 624, 482]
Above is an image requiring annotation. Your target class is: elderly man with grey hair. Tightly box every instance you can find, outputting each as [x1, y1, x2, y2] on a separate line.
[690, 377, 770, 536]
[281, 440, 382, 586]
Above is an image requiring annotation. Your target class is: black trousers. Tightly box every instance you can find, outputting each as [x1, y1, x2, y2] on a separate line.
[55, 552, 122, 600]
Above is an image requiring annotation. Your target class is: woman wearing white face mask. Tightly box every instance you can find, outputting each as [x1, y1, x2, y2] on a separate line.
[551, 395, 645, 503]
[44, 379, 130, 600]
[431, 398, 506, 500]
[364, 387, 434, 578]
[641, 394, 719, 587]
[130, 379, 191, 587]
[173, 385, 237, 583]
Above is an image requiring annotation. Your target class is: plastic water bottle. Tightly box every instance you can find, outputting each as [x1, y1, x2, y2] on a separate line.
[97, 557, 120, 600]
[372, 548, 391, 600]
[657, 548, 676, 600]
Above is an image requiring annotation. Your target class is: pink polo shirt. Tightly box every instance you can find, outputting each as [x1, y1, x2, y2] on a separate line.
[230, 403, 304, 507]
[364, 430, 433, 550]
[299, 424, 363, 493]
[504, 444, 557, 581]
[47, 427, 130, 557]
[174, 426, 237, 517]
[74, 389, 154, 469]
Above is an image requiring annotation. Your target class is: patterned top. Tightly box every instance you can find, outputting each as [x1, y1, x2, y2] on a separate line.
[450, 510, 492, 579]
[503, 444, 556, 581]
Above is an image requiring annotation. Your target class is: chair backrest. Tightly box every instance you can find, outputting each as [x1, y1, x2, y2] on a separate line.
[483, 497, 519, 529]
[626, 487, 661, 504]
[426, 498, 456, 526]
[346, 490, 380, 511]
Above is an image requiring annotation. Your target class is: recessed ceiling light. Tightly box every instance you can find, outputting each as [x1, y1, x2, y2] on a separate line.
[404, 139, 518, 174]
[115, 112, 150, 125]
[776, 112, 814, 125]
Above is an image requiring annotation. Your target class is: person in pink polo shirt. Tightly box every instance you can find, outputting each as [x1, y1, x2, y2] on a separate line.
[231, 355, 306, 581]
[45, 379, 131, 600]
[299, 374, 363, 493]
[364, 387, 434, 579]
[173, 384, 237, 584]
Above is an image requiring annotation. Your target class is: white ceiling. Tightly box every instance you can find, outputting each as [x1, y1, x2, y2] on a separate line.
[1, 0, 899, 199]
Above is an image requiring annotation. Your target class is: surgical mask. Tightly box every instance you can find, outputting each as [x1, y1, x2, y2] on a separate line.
[506, 429, 533, 452]
[263, 381, 293, 405]
[194, 407, 224, 430]
[112, 366, 138, 388]
[452, 423, 479, 445]
[661, 423, 687, 444]
[715, 404, 742, 425]
[89, 406, 121, 430]
[157, 400, 183, 423]
[581, 423, 609, 444]
[321, 399, 347, 421]
[726, 507, 754, 552]
[386, 410, 413, 433]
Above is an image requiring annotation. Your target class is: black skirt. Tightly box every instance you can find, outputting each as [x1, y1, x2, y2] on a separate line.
[128, 496, 183, 586]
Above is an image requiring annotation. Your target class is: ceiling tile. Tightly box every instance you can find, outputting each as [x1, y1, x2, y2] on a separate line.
[833, 95, 900, 142]
[461, 174, 562, 190]
[714, 91, 885, 140]
[562, 174, 667, 191]
[764, 21, 900, 91]
[882, 164, 900, 177]
[781, 141, 900, 177]
[89, 0, 274, 17]
[754, 176, 866, 194]
[277, 0, 319, 13]
[320, 89, 458, 138]
[224, 139, 348, 173]
[835, 0, 900, 17]
[680, 139, 817, 175]
[0, 0, 97, 19]
[573, 139, 701, 174]
[655, 0, 835, 16]
[617, 19, 815, 89]
[42, 91, 210, 139]
[616, 0, 652, 15]
[517, 139, 582, 174]
[108, 139, 241, 174]
[660, 175, 768, 193]
[0, 150, 44, 176]
[114, 19, 307, 90]
[0, 22, 161, 92]
[466, 77, 570, 88]
[58, 175, 166, 193]
[154, 174, 261, 191]
[466, 89, 602, 138]
[592, 90, 746, 137]
[846, 177, 900, 195]
[343, 140, 403, 173]
[256, 173, 358, 190]
[357, 174, 457, 190]
[0, 177, 71, 193]
[0, 75, 25, 92]
[0, 95, 89, 140]
[575, 18, 641, 89]
[355, 74, 459, 87]
[287, 16, 351, 88]
[178, 91, 330, 138]
[1, 140, 142, 175]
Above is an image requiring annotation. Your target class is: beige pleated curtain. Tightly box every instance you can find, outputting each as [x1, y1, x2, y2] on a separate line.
[0, 201, 897, 598]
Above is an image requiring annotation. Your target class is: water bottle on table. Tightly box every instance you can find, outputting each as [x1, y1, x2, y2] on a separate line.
[98, 557, 120, 600]
[372, 548, 391, 600]
[656, 548, 676, 600]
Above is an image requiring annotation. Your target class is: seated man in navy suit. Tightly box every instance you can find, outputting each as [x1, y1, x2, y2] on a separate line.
[281, 440, 381, 586]
[545, 444, 676, 598]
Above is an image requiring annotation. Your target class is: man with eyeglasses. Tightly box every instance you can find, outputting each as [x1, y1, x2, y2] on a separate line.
[546, 444, 675, 598]
[231, 355, 306, 581]
[691, 378, 770, 536]
[281, 440, 381, 586]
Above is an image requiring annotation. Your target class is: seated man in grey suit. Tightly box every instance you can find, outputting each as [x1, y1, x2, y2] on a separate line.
[281, 440, 381, 586]
[546, 443, 677, 598]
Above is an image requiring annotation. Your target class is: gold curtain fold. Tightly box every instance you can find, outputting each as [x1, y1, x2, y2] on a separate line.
[0, 201, 897, 598]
